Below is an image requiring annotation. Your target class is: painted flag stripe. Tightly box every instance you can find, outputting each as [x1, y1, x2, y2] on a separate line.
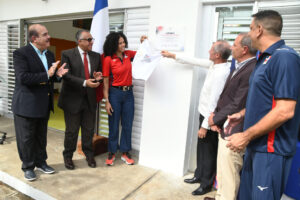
[93, 0, 108, 15]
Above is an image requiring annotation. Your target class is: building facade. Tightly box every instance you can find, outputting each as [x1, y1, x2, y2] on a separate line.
[0, 0, 299, 176]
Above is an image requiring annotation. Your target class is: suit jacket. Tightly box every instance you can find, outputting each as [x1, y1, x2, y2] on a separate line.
[58, 47, 102, 114]
[12, 44, 55, 118]
[213, 58, 257, 138]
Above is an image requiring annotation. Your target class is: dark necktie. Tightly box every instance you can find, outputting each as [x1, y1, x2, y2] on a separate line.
[230, 58, 236, 72]
[83, 52, 90, 80]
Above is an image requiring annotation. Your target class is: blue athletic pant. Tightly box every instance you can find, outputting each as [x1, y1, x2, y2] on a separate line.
[238, 149, 293, 200]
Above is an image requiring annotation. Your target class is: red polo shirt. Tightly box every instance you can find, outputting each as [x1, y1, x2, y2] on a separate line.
[102, 50, 136, 86]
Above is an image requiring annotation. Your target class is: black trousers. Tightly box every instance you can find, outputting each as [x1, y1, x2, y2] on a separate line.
[194, 114, 218, 188]
[14, 114, 49, 171]
[63, 97, 95, 159]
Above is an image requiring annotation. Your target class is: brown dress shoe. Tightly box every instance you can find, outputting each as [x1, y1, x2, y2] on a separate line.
[86, 157, 96, 168]
[64, 158, 75, 170]
[204, 197, 215, 200]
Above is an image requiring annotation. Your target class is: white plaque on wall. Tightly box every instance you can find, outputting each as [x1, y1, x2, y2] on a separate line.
[155, 26, 185, 51]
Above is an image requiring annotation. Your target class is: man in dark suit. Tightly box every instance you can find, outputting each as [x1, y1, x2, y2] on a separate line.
[58, 30, 102, 170]
[204, 33, 257, 200]
[13, 24, 68, 181]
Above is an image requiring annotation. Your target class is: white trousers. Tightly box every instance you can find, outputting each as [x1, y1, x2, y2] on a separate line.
[215, 134, 244, 200]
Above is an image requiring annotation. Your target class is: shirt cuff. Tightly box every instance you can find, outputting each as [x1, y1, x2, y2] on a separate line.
[201, 119, 210, 130]
[83, 80, 86, 87]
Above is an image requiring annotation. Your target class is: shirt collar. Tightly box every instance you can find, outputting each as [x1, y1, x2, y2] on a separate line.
[112, 51, 128, 59]
[213, 62, 228, 68]
[235, 57, 256, 70]
[263, 39, 285, 55]
[78, 46, 87, 55]
[30, 42, 47, 55]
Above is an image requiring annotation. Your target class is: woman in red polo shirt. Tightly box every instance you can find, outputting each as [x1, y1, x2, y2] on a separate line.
[102, 32, 145, 166]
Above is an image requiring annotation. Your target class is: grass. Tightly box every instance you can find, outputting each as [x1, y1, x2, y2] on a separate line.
[48, 94, 65, 132]
[48, 94, 107, 137]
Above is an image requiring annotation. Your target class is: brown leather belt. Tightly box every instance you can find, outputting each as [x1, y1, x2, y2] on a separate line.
[112, 85, 133, 91]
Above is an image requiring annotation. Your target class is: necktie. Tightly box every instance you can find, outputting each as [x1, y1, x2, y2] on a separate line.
[83, 52, 90, 80]
[230, 58, 236, 72]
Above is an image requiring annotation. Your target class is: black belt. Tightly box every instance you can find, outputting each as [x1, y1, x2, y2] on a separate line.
[112, 85, 133, 91]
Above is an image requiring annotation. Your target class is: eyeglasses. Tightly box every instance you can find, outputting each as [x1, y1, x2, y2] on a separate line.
[80, 38, 95, 42]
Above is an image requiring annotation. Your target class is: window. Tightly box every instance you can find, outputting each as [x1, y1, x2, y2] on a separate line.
[109, 12, 124, 32]
[98, 11, 125, 137]
[98, 7, 150, 151]
[216, 6, 253, 44]
[0, 21, 19, 115]
[258, 1, 300, 54]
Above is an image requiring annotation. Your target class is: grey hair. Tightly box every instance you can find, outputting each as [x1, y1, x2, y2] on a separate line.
[214, 40, 231, 60]
[75, 30, 90, 43]
[239, 33, 257, 56]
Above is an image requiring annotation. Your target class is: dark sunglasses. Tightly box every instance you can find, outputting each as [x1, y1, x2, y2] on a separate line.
[80, 38, 95, 42]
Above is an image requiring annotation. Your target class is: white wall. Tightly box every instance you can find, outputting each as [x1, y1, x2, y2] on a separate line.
[0, 0, 210, 176]
[0, 0, 150, 21]
[138, 0, 203, 176]
[184, 3, 219, 172]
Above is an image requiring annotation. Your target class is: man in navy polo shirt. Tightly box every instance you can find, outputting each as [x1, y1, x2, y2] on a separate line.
[225, 10, 300, 200]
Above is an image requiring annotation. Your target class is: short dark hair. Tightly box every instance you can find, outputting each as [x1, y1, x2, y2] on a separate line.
[239, 33, 257, 56]
[214, 40, 231, 60]
[75, 30, 90, 42]
[103, 32, 128, 57]
[252, 10, 283, 37]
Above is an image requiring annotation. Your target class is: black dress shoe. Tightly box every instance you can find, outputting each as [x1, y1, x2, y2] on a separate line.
[64, 158, 75, 170]
[86, 157, 96, 168]
[184, 177, 200, 184]
[24, 170, 36, 181]
[192, 186, 212, 196]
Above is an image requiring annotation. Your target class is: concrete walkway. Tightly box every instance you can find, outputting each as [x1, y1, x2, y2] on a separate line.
[0, 117, 216, 200]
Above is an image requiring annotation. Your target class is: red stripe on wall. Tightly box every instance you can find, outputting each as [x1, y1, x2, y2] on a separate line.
[267, 97, 276, 152]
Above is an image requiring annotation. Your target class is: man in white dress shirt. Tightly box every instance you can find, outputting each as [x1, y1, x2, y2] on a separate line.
[162, 40, 231, 195]
[58, 30, 102, 170]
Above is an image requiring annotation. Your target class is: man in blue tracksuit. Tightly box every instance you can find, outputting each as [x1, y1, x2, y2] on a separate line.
[225, 10, 300, 200]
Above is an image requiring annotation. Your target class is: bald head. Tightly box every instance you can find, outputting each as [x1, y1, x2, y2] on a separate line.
[28, 24, 50, 51]
[28, 24, 45, 42]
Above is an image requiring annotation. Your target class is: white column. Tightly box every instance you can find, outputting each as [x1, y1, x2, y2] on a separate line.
[138, 0, 202, 176]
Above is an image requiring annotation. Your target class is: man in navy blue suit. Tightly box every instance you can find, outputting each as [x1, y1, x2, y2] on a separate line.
[12, 24, 68, 181]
